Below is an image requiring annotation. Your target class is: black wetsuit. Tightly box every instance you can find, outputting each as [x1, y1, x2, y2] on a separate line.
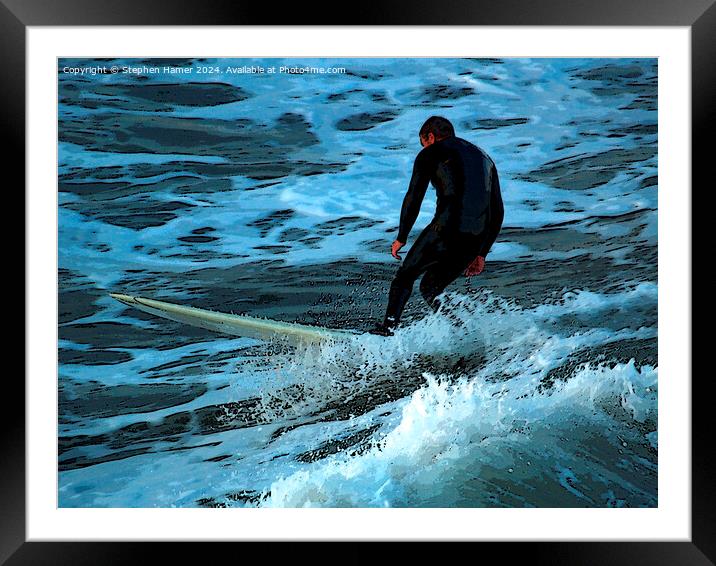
[382, 135, 504, 328]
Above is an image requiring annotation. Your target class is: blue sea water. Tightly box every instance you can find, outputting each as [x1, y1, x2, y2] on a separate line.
[58, 57, 658, 508]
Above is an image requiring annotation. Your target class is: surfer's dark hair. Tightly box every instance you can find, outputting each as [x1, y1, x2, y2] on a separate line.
[419, 116, 455, 140]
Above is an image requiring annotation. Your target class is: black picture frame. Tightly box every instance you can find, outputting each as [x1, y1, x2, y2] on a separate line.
[8, 0, 709, 563]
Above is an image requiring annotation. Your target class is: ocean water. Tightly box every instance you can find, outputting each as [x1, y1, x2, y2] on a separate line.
[58, 57, 658, 508]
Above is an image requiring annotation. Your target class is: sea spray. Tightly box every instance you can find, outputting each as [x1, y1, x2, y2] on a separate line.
[259, 361, 657, 508]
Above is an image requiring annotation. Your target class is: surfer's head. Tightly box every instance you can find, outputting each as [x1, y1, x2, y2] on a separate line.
[419, 116, 455, 147]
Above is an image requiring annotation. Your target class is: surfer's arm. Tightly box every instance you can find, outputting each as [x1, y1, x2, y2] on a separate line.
[478, 166, 504, 257]
[397, 151, 431, 243]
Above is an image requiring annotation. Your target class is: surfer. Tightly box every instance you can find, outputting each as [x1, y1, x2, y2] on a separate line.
[371, 116, 504, 336]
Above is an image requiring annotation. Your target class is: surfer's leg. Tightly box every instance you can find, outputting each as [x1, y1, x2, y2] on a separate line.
[420, 263, 464, 311]
[419, 269, 450, 311]
[382, 284, 413, 330]
[419, 233, 484, 311]
[382, 227, 444, 328]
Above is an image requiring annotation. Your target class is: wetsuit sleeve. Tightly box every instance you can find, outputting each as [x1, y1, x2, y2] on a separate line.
[397, 150, 432, 243]
[478, 165, 504, 257]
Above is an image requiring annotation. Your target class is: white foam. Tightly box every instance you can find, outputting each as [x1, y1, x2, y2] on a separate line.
[260, 361, 656, 508]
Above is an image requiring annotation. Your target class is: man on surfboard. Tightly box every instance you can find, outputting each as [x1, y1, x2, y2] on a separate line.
[371, 116, 504, 336]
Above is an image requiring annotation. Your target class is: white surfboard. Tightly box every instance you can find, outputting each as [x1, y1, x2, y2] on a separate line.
[109, 293, 357, 346]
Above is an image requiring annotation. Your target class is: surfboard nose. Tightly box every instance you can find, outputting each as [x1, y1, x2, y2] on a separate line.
[109, 293, 138, 305]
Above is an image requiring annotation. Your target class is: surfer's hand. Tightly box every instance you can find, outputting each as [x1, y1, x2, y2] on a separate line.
[391, 240, 405, 260]
[464, 255, 485, 277]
